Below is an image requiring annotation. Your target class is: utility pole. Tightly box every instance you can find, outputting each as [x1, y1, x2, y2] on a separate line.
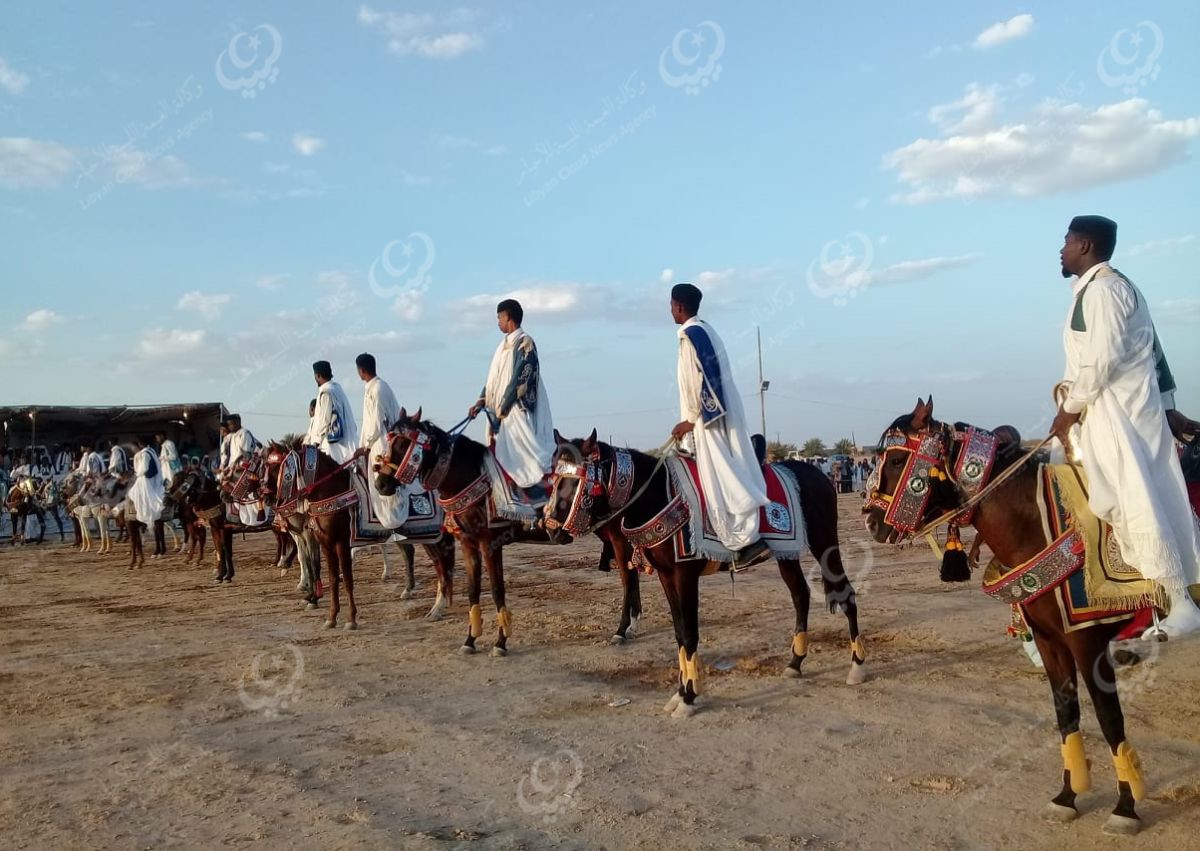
[757, 327, 769, 437]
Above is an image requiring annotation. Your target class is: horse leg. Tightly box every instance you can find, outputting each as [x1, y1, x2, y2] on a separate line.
[609, 535, 642, 644]
[809, 538, 865, 686]
[340, 533, 358, 629]
[35, 509, 46, 544]
[1079, 635, 1143, 834]
[423, 536, 455, 621]
[154, 520, 166, 557]
[655, 563, 688, 714]
[776, 559, 813, 678]
[1034, 628, 1088, 823]
[460, 540, 484, 654]
[223, 527, 235, 582]
[129, 521, 142, 569]
[322, 534, 341, 629]
[397, 544, 416, 599]
[672, 566, 703, 717]
[481, 538, 509, 656]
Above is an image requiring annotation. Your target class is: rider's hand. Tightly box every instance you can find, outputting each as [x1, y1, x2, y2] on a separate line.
[1050, 406, 1080, 447]
[670, 420, 695, 441]
[1166, 409, 1200, 443]
[468, 401, 483, 418]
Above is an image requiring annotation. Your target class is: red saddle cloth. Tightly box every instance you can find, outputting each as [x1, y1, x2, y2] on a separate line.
[675, 457, 792, 535]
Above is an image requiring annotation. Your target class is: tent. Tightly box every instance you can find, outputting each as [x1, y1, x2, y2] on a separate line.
[0, 403, 228, 461]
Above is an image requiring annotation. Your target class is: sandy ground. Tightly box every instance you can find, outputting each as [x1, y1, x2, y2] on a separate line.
[2, 495, 1199, 850]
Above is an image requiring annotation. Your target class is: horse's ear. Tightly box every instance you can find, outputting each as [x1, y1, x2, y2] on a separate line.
[413, 406, 422, 423]
[553, 428, 565, 445]
[587, 428, 598, 444]
[397, 407, 407, 425]
[912, 397, 930, 430]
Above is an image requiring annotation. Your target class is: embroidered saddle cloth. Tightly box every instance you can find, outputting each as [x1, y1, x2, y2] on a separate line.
[483, 451, 547, 525]
[666, 456, 807, 563]
[348, 457, 443, 546]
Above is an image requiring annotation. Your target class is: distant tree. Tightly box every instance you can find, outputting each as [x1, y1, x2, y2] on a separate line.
[833, 438, 857, 455]
[766, 441, 798, 462]
[802, 438, 827, 457]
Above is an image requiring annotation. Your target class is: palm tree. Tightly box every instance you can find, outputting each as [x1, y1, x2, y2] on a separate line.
[802, 438, 827, 457]
[833, 438, 856, 455]
[766, 441, 798, 461]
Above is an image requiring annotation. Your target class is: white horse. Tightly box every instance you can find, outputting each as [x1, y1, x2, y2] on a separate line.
[71, 476, 130, 554]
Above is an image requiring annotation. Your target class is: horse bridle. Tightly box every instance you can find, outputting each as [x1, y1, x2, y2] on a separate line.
[545, 447, 635, 536]
[865, 425, 953, 535]
[380, 426, 452, 491]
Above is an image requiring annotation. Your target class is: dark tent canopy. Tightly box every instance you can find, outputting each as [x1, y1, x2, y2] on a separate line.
[0, 403, 227, 460]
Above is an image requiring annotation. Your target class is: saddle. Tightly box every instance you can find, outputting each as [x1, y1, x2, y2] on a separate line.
[482, 451, 548, 525]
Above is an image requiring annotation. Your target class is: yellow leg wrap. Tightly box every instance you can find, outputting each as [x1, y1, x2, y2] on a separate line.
[679, 648, 702, 695]
[468, 604, 483, 638]
[1061, 732, 1091, 793]
[792, 632, 810, 657]
[850, 636, 867, 662]
[496, 606, 512, 638]
[1113, 741, 1145, 801]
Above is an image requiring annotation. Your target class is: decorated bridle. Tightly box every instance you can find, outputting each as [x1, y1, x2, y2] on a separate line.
[865, 422, 1000, 537]
[545, 447, 635, 536]
[378, 425, 453, 491]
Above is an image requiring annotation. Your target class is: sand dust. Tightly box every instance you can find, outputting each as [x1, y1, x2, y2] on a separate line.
[2, 494, 1198, 849]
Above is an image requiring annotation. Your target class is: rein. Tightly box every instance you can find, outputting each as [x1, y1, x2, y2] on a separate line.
[548, 438, 677, 536]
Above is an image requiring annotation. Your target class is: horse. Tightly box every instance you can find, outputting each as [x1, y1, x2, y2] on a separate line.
[259, 440, 456, 623]
[862, 397, 1155, 835]
[5, 479, 46, 544]
[189, 467, 296, 583]
[35, 478, 69, 542]
[375, 408, 572, 656]
[165, 469, 209, 564]
[69, 475, 130, 554]
[546, 430, 865, 718]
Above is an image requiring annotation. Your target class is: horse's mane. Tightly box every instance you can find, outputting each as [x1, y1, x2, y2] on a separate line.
[413, 420, 487, 466]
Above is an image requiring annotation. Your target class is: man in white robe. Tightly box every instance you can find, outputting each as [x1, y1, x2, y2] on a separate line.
[128, 436, 165, 524]
[306, 360, 359, 464]
[223, 414, 259, 473]
[669, 283, 769, 566]
[54, 444, 74, 480]
[468, 299, 555, 489]
[107, 440, 130, 476]
[1051, 215, 1200, 636]
[355, 352, 410, 527]
[78, 441, 104, 479]
[156, 432, 183, 487]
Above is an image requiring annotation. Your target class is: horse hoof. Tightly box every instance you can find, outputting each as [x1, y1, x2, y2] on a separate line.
[459, 644, 476, 655]
[399, 588, 414, 600]
[305, 602, 318, 610]
[279, 569, 288, 578]
[1102, 814, 1141, 836]
[846, 663, 868, 685]
[425, 609, 444, 622]
[324, 620, 336, 629]
[491, 646, 508, 658]
[671, 700, 698, 719]
[345, 622, 358, 631]
[1043, 802, 1079, 823]
[663, 692, 683, 714]
[783, 666, 802, 679]
[609, 634, 627, 646]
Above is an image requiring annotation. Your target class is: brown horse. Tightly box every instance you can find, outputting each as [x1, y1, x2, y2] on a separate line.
[546, 430, 866, 718]
[191, 470, 295, 584]
[375, 408, 567, 656]
[862, 397, 1153, 835]
[258, 440, 456, 623]
[166, 469, 209, 565]
[5, 480, 46, 544]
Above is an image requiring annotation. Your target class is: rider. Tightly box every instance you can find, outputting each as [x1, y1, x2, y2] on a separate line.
[305, 360, 359, 464]
[1050, 214, 1200, 636]
[668, 282, 770, 568]
[222, 414, 259, 477]
[107, 439, 130, 477]
[468, 298, 555, 489]
[155, 431, 183, 487]
[128, 434, 165, 538]
[355, 352, 410, 525]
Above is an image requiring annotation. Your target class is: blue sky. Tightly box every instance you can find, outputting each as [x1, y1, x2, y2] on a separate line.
[2, 2, 1198, 449]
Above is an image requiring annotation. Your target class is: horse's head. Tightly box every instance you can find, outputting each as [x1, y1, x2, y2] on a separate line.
[862, 396, 958, 544]
[257, 442, 295, 503]
[374, 406, 433, 496]
[544, 428, 622, 538]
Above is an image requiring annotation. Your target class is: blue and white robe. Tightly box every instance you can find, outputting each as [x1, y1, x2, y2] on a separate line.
[677, 317, 769, 550]
[306, 379, 359, 465]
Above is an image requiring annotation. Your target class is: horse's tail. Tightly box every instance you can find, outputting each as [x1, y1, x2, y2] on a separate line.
[778, 460, 858, 614]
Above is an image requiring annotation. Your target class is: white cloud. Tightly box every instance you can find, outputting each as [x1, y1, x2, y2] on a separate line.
[103, 149, 196, 188]
[659, 268, 675, 284]
[885, 96, 1200, 204]
[0, 137, 75, 187]
[19, 309, 63, 331]
[928, 83, 1001, 135]
[434, 133, 507, 155]
[137, 328, 207, 358]
[358, 5, 486, 59]
[401, 170, 433, 186]
[292, 133, 325, 156]
[1125, 234, 1196, 258]
[256, 273, 290, 290]
[316, 270, 352, 289]
[0, 57, 30, 95]
[854, 254, 980, 287]
[242, 131, 268, 143]
[1158, 299, 1200, 324]
[975, 14, 1034, 49]
[391, 289, 425, 321]
[449, 282, 602, 328]
[177, 290, 231, 320]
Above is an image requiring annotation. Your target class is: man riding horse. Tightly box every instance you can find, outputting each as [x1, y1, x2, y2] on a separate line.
[1050, 215, 1200, 636]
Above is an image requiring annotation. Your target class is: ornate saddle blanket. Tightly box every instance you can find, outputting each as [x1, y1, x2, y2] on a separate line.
[661, 457, 807, 564]
[348, 458, 442, 546]
[482, 451, 547, 525]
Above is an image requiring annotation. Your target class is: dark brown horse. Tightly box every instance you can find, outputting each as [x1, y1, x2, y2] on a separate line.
[374, 408, 565, 656]
[862, 397, 1151, 835]
[546, 430, 866, 718]
[191, 468, 295, 584]
[5, 480, 46, 545]
[166, 469, 209, 565]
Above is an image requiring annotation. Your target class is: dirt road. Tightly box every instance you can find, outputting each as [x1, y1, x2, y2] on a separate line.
[2, 495, 1198, 849]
